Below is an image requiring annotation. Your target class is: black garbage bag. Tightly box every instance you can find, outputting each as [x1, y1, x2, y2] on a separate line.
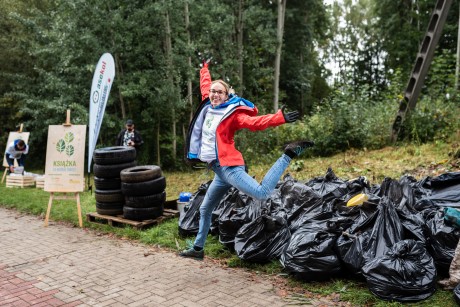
[178, 181, 211, 236]
[382, 176, 424, 214]
[285, 171, 370, 233]
[334, 192, 380, 226]
[408, 176, 437, 212]
[234, 215, 291, 262]
[266, 188, 289, 220]
[326, 215, 355, 234]
[280, 223, 341, 281]
[398, 175, 424, 212]
[419, 172, 460, 208]
[335, 200, 379, 276]
[372, 177, 423, 216]
[365, 197, 404, 260]
[287, 200, 331, 233]
[454, 283, 460, 305]
[362, 239, 437, 302]
[336, 230, 372, 277]
[209, 188, 239, 235]
[380, 178, 429, 243]
[425, 209, 460, 276]
[332, 175, 375, 209]
[398, 210, 427, 243]
[336, 197, 405, 275]
[431, 171, 460, 187]
[218, 191, 263, 250]
[345, 176, 371, 196]
[277, 176, 328, 232]
[304, 167, 350, 202]
[376, 177, 406, 201]
[279, 174, 323, 213]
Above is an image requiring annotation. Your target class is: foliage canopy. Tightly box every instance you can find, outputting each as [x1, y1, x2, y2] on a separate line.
[0, 0, 459, 169]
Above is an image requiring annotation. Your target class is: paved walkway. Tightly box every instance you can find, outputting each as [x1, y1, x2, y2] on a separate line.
[0, 207, 321, 307]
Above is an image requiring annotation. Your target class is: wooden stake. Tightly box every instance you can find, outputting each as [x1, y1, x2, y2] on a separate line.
[1, 168, 8, 184]
[63, 109, 72, 126]
[44, 192, 82, 227]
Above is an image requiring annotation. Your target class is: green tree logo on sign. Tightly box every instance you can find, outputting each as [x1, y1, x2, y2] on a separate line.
[56, 132, 75, 157]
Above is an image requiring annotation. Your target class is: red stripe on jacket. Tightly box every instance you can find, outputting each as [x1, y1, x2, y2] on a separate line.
[200, 63, 211, 101]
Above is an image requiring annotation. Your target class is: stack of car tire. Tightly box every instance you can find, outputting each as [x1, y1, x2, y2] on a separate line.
[93, 146, 137, 216]
[120, 165, 166, 221]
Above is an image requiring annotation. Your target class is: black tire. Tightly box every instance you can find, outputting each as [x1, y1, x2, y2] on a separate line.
[120, 165, 162, 183]
[123, 205, 164, 221]
[96, 202, 123, 216]
[124, 191, 166, 208]
[94, 177, 121, 190]
[93, 161, 137, 178]
[95, 189, 124, 203]
[93, 146, 136, 165]
[121, 176, 166, 196]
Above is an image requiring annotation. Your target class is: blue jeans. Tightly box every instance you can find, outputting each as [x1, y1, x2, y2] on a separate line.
[194, 154, 291, 248]
[5, 154, 26, 168]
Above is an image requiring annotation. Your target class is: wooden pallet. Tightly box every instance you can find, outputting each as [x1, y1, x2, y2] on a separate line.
[86, 208, 179, 230]
[35, 177, 45, 189]
[6, 175, 35, 188]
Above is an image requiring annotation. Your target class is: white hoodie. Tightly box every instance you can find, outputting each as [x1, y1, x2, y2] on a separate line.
[5, 140, 29, 159]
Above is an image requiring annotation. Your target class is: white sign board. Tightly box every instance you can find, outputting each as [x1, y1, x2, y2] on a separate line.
[3, 132, 30, 168]
[88, 53, 115, 173]
[44, 125, 86, 192]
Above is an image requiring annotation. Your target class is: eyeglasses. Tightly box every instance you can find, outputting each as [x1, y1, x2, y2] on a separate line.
[209, 89, 226, 95]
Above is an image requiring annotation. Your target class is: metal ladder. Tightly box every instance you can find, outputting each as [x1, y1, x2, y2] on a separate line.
[391, 0, 453, 142]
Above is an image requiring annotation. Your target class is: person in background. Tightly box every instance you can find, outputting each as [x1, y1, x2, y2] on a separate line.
[116, 119, 144, 153]
[180, 61, 314, 259]
[5, 139, 28, 173]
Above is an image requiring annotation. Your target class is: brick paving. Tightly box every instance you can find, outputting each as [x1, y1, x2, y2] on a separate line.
[0, 207, 319, 307]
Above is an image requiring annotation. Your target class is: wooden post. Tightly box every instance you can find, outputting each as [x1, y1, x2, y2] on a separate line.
[44, 192, 54, 227]
[63, 109, 71, 126]
[44, 192, 82, 227]
[1, 168, 7, 184]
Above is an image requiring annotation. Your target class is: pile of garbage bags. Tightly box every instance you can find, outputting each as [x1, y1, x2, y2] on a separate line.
[178, 168, 460, 302]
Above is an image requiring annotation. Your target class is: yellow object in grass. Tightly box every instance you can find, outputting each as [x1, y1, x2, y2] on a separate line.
[346, 193, 369, 207]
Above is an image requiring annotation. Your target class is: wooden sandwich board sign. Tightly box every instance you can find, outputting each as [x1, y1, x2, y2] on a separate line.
[44, 110, 86, 227]
[1, 124, 30, 183]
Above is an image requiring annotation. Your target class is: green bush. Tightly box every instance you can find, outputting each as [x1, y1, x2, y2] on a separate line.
[404, 96, 460, 143]
[401, 51, 460, 143]
[240, 82, 397, 163]
[236, 64, 459, 164]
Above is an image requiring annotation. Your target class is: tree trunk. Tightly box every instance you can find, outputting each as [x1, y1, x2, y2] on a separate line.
[237, 0, 244, 96]
[171, 106, 177, 163]
[456, 3, 460, 90]
[185, 1, 194, 121]
[299, 51, 304, 116]
[165, 8, 176, 163]
[114, 54, 126, 119]
[273, 0, 286, 112]
[182, 124, 186, 146]
[155, 121, 160, 166]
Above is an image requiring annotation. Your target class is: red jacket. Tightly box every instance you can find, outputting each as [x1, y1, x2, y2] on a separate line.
[185, 64, 286, 166]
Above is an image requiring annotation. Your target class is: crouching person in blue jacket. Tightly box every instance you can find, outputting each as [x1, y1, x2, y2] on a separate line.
[5, 139, 28, 174]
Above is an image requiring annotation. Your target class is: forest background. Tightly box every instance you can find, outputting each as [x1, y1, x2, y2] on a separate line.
[0, 0, 459, 171]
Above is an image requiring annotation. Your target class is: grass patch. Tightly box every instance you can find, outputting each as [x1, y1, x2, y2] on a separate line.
[1, 141, 459, 306]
